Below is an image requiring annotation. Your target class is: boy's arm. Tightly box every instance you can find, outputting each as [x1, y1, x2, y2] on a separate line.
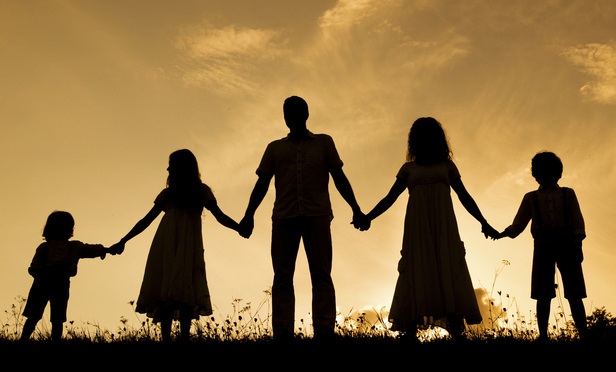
[77, 242, 108, 259]
[502, 193, 534, 239]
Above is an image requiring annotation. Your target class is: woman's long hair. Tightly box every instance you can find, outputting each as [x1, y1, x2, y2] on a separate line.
[166, 149, 208, 213]
[407, 117, 452, 165]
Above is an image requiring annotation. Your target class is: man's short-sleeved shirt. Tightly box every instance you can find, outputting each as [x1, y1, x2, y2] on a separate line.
[257, 131, 343, 219]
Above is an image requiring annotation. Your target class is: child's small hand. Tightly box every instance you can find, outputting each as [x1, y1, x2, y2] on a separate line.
[108, 242, 125, 255]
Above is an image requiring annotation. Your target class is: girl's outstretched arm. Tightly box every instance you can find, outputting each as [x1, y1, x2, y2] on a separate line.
[450, 177, 498, 238]
[120, 204, 164, 244]
[366, 177, 406, 222]
[206, 200, 241, 233]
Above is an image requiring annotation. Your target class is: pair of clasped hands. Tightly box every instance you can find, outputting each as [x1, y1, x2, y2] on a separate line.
[350, 212, 500, 241]
[351, 212, 370, 232]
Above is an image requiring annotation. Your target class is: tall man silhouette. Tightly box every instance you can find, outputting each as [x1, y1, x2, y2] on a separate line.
[239, 95, 365, 342]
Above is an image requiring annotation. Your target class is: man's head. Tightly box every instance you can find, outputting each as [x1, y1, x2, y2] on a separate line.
[283, 96, 309, 133]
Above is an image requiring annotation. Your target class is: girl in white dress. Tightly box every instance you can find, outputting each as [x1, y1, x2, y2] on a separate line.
[357, 117, 498, 340]
[112, 149, 242, 341]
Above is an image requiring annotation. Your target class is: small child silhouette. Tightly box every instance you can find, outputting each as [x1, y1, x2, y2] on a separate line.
[496, 151, 588, 340]
[20, 210, 114, 341]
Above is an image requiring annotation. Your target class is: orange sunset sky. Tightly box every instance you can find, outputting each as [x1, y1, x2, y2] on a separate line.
[1, 0, 615, 334]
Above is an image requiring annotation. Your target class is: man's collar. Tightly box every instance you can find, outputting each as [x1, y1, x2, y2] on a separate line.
[285, 130, 315, 141]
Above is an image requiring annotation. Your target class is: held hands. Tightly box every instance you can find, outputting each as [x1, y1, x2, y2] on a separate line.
[238, 216, 254, 239]
[494, 230, 509, 240]
[108, 241, 126, 255]
[351, 211, 371, 232]
[481, 222, 500, 240]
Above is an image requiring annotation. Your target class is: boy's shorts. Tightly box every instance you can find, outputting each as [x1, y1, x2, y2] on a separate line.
[22, 276, 70, 323]
[530, 238, 586, 300]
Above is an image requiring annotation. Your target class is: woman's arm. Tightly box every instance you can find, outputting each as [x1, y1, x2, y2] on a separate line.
[366, 177, 407, 221]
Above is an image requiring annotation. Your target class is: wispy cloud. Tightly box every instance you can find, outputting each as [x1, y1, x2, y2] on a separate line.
[175, 23, 288, 94]
[562, 42, 616, 105]
[319, 0, 389, 29]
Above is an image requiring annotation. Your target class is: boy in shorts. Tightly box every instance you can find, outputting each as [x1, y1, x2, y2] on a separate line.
[496, 151, 587, 340]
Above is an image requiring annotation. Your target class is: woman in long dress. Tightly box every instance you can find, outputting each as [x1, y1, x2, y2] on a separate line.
[112, 149, 242, 341]
[356, 117, 497, 339]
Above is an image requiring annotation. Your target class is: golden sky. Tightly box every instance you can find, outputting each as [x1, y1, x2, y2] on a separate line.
[2, 0, 615, 333]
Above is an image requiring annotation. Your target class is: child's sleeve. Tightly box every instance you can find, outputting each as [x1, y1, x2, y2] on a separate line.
[504, 193, 534, 238]
[78, 242, 107, 259]
[27, 243, 48, 277]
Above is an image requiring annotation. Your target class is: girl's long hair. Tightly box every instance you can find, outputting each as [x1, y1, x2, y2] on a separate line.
[166, 149, 208, 213]
[407, 117, 452, 165]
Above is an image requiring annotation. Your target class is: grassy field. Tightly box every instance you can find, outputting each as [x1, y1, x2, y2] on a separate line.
[1, 298, 614, 368]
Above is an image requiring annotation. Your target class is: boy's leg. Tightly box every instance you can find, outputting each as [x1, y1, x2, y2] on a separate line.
[20, 318, 38, 341]
[558, 251, 588, 339]
[49, 283, 69, 342]
[536, 298, 551, 339]
[568, 298, 588, 338]
[21, 280, 50, 341]
[51, 321, 63, 341]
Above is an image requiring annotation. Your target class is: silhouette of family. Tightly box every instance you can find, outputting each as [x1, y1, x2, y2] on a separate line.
[20, 96, 588, 343]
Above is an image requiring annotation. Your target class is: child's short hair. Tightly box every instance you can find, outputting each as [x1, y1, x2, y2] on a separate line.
[531, 151, 563, 186]
[43, 211, 75, 240]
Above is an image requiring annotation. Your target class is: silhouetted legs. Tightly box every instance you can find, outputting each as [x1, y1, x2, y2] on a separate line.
[394, 320, 419, 343]
[159, 302, 194, 342]
[536, 298, 551, 340]
[537, 297, 587, 340]
[569, 298, 588, 338]
[271, 216, 336, 341]
[21, 277, 69, 341]
[20, 318, 64, 341]
[20, 318, 38, 341]
[179, 310, 193, 342]
[51, 321, 63, 341]
[447, 315, 466, 340]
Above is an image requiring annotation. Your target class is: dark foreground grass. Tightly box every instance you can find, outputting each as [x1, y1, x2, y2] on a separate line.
[1, 333, 614, 369]
[3, 291, 615, 368]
